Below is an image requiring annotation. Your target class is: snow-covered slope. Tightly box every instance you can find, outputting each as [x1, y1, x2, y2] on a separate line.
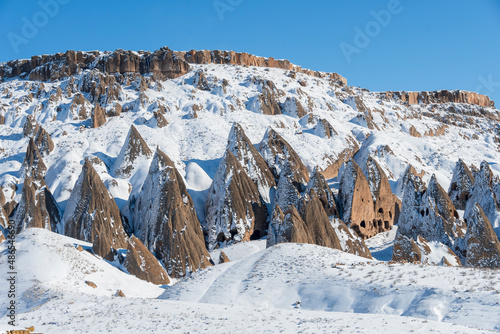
[1, 229, 499, 333]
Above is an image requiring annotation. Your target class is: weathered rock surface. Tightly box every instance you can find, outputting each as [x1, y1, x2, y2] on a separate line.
[133, 149, 212, 278]
[21, 138, 47, 180]
[63, 159, 128, 260]
[113, 125, 153, 178]
[259, 128, 309, 185]
[381, 90, 495, 108]
[464, 204, 500, 268]
[12, 176, 61, 234]
[267, 204, 313, 247]
[124, 236, 171, 285]
[33, 126, 54, 156]
[226, 123, 276, 203]
[205, 150, 267, 250]
[339, 159, 376, 239]
[91, 104, 107, 128]
[448, 159, 475, 210]
[305, 167, 338, 216]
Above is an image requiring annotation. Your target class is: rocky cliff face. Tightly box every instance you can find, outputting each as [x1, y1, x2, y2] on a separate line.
[124, 236, 171, 285]
[267, 204, 313, 247]
[133, 149, 212, 278]
[381, 90, 494, 108]
[63, 159, 128, 260]
[205, 150, 267, 250]
[305, 168, 338, 216]
[226, 123, 276, 203]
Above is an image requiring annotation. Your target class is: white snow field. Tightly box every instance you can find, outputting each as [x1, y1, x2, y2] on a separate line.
[0, 228, 499, 333]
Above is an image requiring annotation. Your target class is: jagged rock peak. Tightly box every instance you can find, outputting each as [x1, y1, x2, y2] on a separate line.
[282, 97, 306, 118]
[113, 125, 153, 178]
[392, 234, 461, 266]
[338, 159, 376, 239]
[464, 161, 500, 235]
[63, 158, 128, 260]
[227, 123, 276, 203]
[305, 167, 338, 216]
[364, 156, 400, 233]
[205, 150, 267, 250]
[91, 104, 107, 128]
[21, 138, 47, 180]
[22, 115, 39, 137]
[313, 119, 338, 138]
[12, 176, 61, 234]
[267, 204, 313, 247]
[274, 173, 301, 212]
[133, 148, 212, 278]
[259, 128, 309, 185]
[448, 159, 475, 210]
[124, 236, 171, 285]
[33, 126, 54, 156]
[464, 204, 500, 268]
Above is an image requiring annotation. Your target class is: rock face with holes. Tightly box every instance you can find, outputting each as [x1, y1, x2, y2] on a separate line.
[305, 168, 338, 216]
[113, 125, 153, 178]
[464, 204, 500, 268]
[267, 204, 313, 247]
[133, 149, 212, 278]
[205, 150, 267, 250]
[392, 172, 466, 264]
[226, 123, 276, 203]
[259, 128, 310, 186]
[124, 236, 171, 284]
[448, 159, 476, 210]
[339, 159, 376, 239]
[364, 157, 400, 233]
[63, 159, 128, 260]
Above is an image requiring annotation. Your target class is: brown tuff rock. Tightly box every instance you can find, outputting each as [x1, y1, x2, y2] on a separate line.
[113, 125, 152, 177]
[3, 201, 17, 217]
[0, 186, 6, 206]
[124, 236, 171, 285]
[365, 157, 400, 232]
[259, 128, 310, 185]
[267, 204, 313, 247]
[153, 111, 169, 128]
[205, 150, 268, 250]
[70, 93, 91, 120]
[321, 135, 359, 179]
[258, 81, 283, 115]
[409, 125, 422, 137]
[12, 176, 61, 234]
[382, 90, 494, 108]
[33, 126, 54, 156]
[314, 119, 338, 138]
[392, 234, 422, 263]
[21, 138, 47, 180]
[63, 159, 128, 260]
[299, 190, 342, 249]
[22, 115, 39, 137]
[464, 204, 500, 268]
[85, 281, 97, 288]
[115, 290, 126, 297]
[219, 251, 230, 263]
[339, 159, 376, 239]
[91, 104, 107, 128]
[226, 123, 276, 203]
[282, 97, 307, 118]
[133, 149, 212, 278]
[305, 168, 338, 216]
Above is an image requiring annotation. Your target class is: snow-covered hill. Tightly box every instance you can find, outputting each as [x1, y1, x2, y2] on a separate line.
[1, 229, 499, 333]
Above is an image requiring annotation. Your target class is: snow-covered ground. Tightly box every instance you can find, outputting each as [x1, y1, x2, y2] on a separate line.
[1, 229, 499, 333]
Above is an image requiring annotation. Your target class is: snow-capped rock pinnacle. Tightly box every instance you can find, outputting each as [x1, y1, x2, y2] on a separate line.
[133, 148, 212, 278]
[124, 236, 171, 285]
[113, 125, 153, 178]
[448, 159, 475, 210]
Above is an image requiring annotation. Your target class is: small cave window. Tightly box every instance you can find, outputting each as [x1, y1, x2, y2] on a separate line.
[453, 210, 459, 219]
[360, 220, 366, 228]
[389, 211, 392, 219]
[420, 210, 425, 217]
[378, 208, 384, 214]
[426, 208, 429, 216]
[384, 221, 390, 229]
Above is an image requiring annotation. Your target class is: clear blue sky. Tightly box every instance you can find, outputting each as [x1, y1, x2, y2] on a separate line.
[1, 0, 499, 104]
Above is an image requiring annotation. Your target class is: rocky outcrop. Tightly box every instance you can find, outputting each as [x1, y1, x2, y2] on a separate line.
[338, 159, 376, 239]
[153, 111, 168, 128]
[205, 150, 267, 250]
[91, 104, 107, 128]
[381, 90, 495, 108]
[464, 161, 500, 234]
[282, 97, 306, 118]
[267, 204, 313, 247]
[364, 157, 400, 232]
[393, 234, 461, 266]
[33, 126, 54, 156]
[113, 125, 153, 178]
[12, 176, 61, 234]
[464, 204, 500, 268]
[219, 251, 230, 263]
[63, 159, 128, 260]
[392, 173, 465, 263]
[448, 159, 475, 210]
[321, 135, 359, 179]
[21, 138, 47, 180]
[256, 80, 283, 115]
[313, 119, 338, 138]
[22, 115, 39, 137]
[226, 123, 276, 203]
[329, 218, 372, 258]
[305, 168, 338, 216]
[124, 236, 171, 285]
[133, 149, 212, 278]
[259, 128, 309, 185]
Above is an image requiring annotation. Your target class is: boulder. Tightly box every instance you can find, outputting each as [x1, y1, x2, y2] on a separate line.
[124, 236, 171, 285]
